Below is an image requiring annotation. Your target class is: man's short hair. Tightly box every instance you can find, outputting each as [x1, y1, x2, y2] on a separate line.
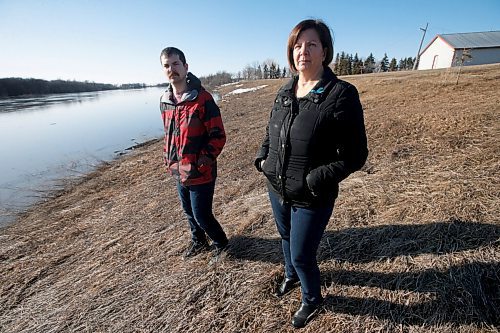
[160, 47, 186, 65]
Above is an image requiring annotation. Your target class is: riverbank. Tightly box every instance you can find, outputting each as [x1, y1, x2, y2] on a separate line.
[1, 64, 499, 332]
[0, 77, 148, 98]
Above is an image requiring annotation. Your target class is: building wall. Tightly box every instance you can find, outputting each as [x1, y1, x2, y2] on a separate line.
[453, 48, 500, 67]
[418, 37, 455, 70]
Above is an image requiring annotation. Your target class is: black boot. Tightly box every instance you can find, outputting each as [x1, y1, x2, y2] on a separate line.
[184, 241, 210, 258]
[291, 303, 321, 328]
[274, 277, 300, 297]
[209, 243, 229, 265]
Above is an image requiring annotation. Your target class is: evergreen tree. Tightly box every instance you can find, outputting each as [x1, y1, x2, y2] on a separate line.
[398, 58, 405, 71]
[364, 53, 376, 73]
[347, 54, 353, 75]
[338, 52, 345, 75]
[333, 53, 340, 74]
[352, 53, 361, 75]
[408, 57, 416, 70]
[263, 64, 269, 79]
[380, 53, 389, 72]
[389, 57, 398, 71]
[340, 52, 351, 75]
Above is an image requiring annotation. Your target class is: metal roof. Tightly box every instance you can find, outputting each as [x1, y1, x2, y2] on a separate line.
[439, 31, 500, 49]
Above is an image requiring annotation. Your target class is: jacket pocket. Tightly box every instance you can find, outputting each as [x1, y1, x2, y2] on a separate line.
[306, 167, 339, 199]
[284, 166, 312, 201]
[262, 151, 279, 190]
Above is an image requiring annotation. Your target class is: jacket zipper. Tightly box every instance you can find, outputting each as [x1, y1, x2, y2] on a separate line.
[279, 98, 297, 200]
[175, 103, 181, 178]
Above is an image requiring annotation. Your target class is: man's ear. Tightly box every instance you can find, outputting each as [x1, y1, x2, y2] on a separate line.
[185, 63, 189, 71]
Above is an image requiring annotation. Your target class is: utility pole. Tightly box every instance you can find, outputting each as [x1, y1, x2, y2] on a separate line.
[413, 22, 429, 70]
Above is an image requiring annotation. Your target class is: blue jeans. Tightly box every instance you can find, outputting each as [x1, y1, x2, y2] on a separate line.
[269, 190, 334, 305]
[176, 181, 228, 248]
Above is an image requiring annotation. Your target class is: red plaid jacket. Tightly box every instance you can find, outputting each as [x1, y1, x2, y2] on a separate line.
[160, 73, 226, 186]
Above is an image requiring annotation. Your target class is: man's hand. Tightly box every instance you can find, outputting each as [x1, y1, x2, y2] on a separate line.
[198, 155, 213, 166]
[198, 155, 213, 173]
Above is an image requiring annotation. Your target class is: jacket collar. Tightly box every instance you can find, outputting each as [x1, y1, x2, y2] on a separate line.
[279, 66, 337, 104]
[161, 72, 202, 104]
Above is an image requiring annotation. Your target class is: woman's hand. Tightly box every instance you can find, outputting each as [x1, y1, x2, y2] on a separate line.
[255, 158, 265, 172]
[305, 173, 319, 197]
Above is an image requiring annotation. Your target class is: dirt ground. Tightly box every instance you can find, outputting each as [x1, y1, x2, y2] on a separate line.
[1, 64, 499, 332]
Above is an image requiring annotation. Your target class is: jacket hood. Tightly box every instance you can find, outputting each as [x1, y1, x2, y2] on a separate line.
[185, 72, 202, 92]
[161, 72, 203, 104]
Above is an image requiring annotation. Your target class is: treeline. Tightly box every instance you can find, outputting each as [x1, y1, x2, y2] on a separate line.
[333, 52, 416, 75]
[199, 71, 233, 90]
[237, 60, 288, 81]
[0, 78, 147, 97]
[199, 60, 288, 90]
[234, 53, 416, 82]
[199, 52, 417, 90]
[120, 83, 148, 89]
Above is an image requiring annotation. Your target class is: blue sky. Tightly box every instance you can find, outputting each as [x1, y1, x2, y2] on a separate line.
[1, 0, 499, 85]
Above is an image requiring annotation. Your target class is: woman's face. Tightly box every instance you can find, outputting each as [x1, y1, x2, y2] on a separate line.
[293, 28, 325, 75]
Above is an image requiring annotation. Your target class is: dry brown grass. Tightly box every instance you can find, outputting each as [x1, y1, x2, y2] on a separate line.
[1, 64, 499, 332]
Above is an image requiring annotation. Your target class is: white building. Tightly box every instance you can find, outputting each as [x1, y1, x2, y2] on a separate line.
[417, 31, 500, 70]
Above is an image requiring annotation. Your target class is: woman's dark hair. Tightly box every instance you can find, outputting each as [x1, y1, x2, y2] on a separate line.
[287, 19, 334, 73]
[160, 47, 186, 65]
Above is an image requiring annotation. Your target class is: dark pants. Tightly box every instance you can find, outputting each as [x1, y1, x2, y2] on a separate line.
[176, 181, 228, 249]
[268, 190, 334, 305]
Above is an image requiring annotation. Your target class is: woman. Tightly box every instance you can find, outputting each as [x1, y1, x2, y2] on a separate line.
[255, 19, 368, 328]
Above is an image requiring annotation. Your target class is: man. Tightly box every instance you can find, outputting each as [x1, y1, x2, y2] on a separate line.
[159, 47, 228, 261]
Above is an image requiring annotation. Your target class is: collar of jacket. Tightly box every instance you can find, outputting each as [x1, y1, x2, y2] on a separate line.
[161, 72, 203, 104]
[279, 66, 337, 104]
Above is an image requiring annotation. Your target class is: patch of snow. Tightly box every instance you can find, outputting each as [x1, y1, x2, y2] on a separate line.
[225, 85, 268, 96]
[218, 82, 241, 87]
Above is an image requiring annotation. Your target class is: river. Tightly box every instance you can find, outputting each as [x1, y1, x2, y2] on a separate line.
[0, 87, 168, 227]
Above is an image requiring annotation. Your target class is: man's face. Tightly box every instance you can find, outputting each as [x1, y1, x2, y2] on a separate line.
[161, 54, 188, 84]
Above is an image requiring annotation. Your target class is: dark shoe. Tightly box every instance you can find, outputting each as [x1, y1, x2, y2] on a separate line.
[209, 244, 229, 265]
[291, 303, 321, 328]
[274, 277, 300, 297]
[184, 241, 210, 258]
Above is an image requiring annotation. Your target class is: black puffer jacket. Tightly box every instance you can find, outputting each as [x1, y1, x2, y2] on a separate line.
[255, 67, 368, 207]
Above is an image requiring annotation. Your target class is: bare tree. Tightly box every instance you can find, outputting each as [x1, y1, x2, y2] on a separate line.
[454, 48, 472, 85]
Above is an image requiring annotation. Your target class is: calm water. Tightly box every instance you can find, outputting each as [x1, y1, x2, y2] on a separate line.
[0, 87, 167, 227]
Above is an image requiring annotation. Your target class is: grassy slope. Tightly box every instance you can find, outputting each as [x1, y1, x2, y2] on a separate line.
[1, 64, 499, 332]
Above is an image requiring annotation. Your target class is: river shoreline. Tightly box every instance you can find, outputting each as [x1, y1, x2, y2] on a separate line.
[0, 137, 163, 229]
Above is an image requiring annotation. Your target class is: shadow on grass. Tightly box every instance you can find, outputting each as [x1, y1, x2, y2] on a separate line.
[227, 220, 500, 326]
[317, 220, 499, 264]
[229, 220, 499, 264]
[323, 261, 499, 326]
